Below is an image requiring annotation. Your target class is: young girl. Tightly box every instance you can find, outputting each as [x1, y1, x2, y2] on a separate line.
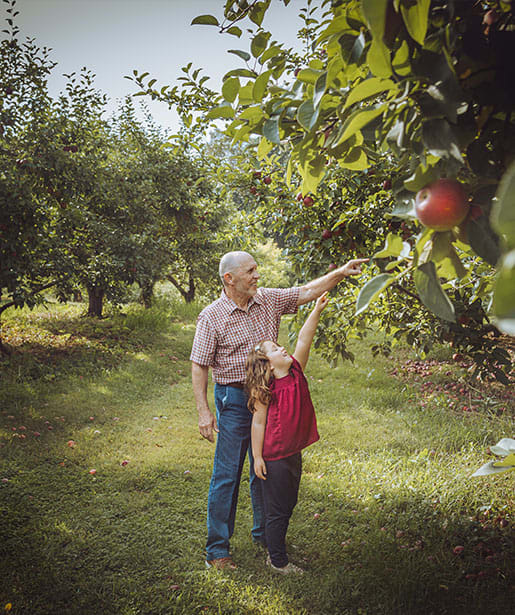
[245, 292, 329, 574]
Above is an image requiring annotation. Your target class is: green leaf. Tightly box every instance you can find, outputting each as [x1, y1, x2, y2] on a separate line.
[239, 105, 263, 120]
[296, 68, 321, 85]
[492, 250, 515, 335]
[392, 40, 411, 76]
[257, 137, 274, 159]
[253, 70, 271, 102]
[422, 119, 462, 163]
[222, 77, 240, 103]
[260, 45, 282, 64]
[238, 82, 255, 106]
[226, 26, 242, 37]
[297, 99, 320, 131]
[224, 68, 256, 79]
[338, 104, 386, 144]
[367, 38, 392, 78]
[206, 104, 234, 120]
[301, 154, 326, 196]
[492, 249, 515, 335]
[263, 116, 281, 143]
[373, 233, 405, 258]
[191, 15, 219, 26]
[355, 273, 394, 316]
[403, 163, 438, 192]
[491, 160, 515, 251]
[337, 147, 368, 170]
[251, 31, 270, 58]
[228, 49, 251, 62]
[345, 77, 395, 109]
[468, 214, 501, 266]
[249, 1, 268, 26]
[313, 72, 327, 109]
[361, 0, 388, 42]
[400, 0, 430, 45]
[413, 261, 455, 321]
[391, 196, 417, 219]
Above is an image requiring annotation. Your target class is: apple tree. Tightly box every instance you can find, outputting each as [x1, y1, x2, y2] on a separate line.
[173, 0, 513, 381]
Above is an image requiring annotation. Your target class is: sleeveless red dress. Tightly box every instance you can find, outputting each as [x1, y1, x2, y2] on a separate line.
[262, 356, 319, 461]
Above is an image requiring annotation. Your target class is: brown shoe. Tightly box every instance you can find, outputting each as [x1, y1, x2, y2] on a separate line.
[205, 557, 237, 570]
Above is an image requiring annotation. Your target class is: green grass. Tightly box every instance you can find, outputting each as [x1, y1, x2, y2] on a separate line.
[0, 301, 514, 615]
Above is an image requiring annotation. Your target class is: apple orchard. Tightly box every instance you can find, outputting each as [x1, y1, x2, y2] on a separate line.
[2, 0, 515, 385]
[129, 0, 515, 383]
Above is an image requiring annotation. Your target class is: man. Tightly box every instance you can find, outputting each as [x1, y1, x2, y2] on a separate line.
[190, 251, 367, 570]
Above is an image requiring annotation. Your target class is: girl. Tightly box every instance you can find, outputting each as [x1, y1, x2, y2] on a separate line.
[245, 292, 329, 574]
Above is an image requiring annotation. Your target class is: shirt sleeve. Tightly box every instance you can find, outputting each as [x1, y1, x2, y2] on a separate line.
[266, 287, 300, 315]
[189, 313, 216, 366]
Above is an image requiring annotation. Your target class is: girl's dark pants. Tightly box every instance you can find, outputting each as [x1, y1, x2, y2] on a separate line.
[261, 452, 302, 568]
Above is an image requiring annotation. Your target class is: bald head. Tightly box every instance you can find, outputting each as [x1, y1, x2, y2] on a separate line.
[219, 251, 255, 284]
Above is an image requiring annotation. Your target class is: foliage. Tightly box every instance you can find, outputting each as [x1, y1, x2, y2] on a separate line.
[0, 1, 234, 333]
[472, 438, 515, 477]
[153, 0, 514, 381]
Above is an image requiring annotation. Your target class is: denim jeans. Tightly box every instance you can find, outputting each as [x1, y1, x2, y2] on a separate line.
[206, 384, 266, 560]
[261, 453, 302, 568]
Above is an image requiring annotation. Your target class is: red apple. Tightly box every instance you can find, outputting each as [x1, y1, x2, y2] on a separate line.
[252, 171, 262, 179]
[250, 186, 257, 195]
[303, 195, 314, 207]
[382, 179, 392, 190]
[415, 179, 468, 231]
[328, 263, 337, 271]
[263, 176, 272, 185]
[322, 229, 332, 240]
[296, 192, 303, 201]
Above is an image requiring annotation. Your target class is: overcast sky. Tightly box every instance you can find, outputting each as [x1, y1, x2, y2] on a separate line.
[9, 0, 303, 132]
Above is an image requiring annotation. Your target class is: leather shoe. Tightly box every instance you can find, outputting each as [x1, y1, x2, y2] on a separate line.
[205, 557, 237, 570]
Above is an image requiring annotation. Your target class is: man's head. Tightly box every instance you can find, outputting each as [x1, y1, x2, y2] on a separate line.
[219, 251, 259, 300]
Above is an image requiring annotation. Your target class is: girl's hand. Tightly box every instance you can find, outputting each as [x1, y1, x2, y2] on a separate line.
[315, 291, 329, 312]
[254, 457, 267, 480]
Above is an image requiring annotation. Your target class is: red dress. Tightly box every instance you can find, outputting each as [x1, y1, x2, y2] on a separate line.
[262, 356, 319, 461]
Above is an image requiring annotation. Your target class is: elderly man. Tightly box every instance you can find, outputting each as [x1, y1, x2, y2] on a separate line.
[190, 251, 367, 569]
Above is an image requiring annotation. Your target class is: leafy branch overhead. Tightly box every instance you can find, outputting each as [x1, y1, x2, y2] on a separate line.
[180, 0, 515, 340]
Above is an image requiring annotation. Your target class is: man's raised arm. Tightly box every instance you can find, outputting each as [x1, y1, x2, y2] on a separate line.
[297, 258, 368, 306]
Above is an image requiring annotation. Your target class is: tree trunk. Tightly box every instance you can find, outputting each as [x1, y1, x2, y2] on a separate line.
[140, 280, 154, 309]
[87, 286, 104, 318]
[167, 272, 196, 303]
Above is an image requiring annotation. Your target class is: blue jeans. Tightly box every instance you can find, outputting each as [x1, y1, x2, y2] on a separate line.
[206, 384, 265, 560]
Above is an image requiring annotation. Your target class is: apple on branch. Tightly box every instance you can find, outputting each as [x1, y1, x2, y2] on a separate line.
[415, 179, 468, 231]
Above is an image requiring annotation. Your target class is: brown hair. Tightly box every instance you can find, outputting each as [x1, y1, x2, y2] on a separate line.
[245, 341, 273, 413]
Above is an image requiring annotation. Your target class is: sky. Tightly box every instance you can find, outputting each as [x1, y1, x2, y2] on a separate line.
[9, 0, 304, 133]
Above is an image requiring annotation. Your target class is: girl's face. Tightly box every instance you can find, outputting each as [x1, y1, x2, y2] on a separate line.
[261, 341, 292, 375]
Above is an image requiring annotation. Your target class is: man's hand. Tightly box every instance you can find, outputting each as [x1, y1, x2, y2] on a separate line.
[254, 457, 267, 480]
[198, 407, 218, 443]
[340, 258, 369, 277]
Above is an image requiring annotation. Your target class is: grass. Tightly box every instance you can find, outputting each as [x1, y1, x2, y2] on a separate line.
[0, 298, 514, 615]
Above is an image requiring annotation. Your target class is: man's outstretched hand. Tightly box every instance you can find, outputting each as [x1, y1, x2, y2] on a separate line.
[340, 258, 369, 277]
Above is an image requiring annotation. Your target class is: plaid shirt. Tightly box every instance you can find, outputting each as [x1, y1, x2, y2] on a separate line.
[190, 287, 300, 384]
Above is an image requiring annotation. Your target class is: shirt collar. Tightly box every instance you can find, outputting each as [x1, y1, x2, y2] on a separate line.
[220, 288, 263, 313]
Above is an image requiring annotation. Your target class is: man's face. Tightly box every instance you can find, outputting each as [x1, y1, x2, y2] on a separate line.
[230, 256, 260, 298]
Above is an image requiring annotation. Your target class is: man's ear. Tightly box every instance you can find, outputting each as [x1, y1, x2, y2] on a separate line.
[223, 272, 233, 286]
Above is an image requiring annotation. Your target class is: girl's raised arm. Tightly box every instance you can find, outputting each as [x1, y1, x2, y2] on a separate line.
[293, 292, 329, 371]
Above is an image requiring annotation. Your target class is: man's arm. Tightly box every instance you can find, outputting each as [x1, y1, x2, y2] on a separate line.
[251, 400, 268, 480]
[297, 258, 368, 306]
[191, 361, 218, 443]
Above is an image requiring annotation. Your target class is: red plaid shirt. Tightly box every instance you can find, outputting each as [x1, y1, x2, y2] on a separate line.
[190, 287, 300, 384]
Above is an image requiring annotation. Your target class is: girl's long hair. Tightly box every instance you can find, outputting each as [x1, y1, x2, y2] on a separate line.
[245, 342, 273, 413]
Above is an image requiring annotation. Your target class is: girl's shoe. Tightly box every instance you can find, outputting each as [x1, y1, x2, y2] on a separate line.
[266, 555, 304, 575]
